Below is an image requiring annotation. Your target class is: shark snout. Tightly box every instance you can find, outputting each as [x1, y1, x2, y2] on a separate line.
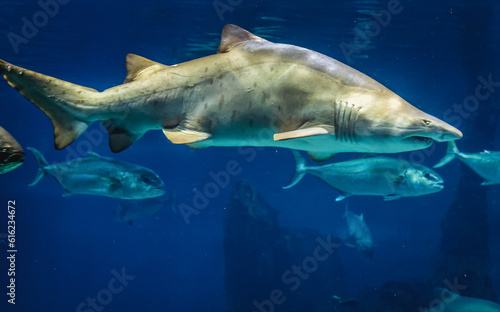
[436, 126, 463, 142]
[431, 117, 463, 142]
[409, 117, 463, 143]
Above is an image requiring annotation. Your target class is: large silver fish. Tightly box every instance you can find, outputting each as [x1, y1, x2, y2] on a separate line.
[0, 126, 24, 174]
[422, 288, 500, 312]
[284, 150, 444, 201]
[27, 147, 164, 199]
[434, 141, 500, 185]
[0, 25, 461, 159]
[344, 205, 373, 259]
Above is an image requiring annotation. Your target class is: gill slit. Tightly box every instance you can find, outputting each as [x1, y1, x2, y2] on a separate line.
[334, 100, 360, 143]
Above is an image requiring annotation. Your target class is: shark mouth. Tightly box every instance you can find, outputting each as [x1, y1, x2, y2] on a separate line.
[403, 135, 433, 145]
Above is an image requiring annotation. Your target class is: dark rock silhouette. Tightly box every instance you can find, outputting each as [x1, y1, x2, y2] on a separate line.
[430, 0, 497, 302]
[224, 180, 347, 312]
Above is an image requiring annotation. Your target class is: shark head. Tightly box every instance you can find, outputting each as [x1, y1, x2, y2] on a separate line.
[353, 95, 463, 153]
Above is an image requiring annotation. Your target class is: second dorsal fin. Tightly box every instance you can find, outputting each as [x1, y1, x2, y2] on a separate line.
[124, 54, 159, 83]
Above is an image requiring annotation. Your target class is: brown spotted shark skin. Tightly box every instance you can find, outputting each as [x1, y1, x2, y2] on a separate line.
[0, 25, 461, 160]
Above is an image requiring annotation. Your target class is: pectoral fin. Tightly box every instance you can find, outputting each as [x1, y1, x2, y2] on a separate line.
[481, 181, 497, 186]
[163, 128, 211, 144]
[335, 190, 351, 202]
[274, 125, 333, 141]
[383, 194, 402, 201]
[87, 152, 101, 158]
[62, 190, 73, 197]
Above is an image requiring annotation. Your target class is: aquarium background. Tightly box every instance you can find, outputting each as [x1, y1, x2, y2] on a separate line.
[0, 0, 499, 311]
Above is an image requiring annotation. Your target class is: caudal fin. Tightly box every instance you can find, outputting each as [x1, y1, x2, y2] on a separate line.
[433, 141, 459, 168]
[27, 147, 49, 186]
[283, 150, 308, 189]
[1, 59, 99, 149]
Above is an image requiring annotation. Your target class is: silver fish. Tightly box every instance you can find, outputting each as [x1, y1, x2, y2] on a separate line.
[114, 195, 174, 225]
[28, 147, 164, 199]
[434, 141, 500, 185]
[344, 205, 373, 259]
[284, 150, 444, 201]
[0, 126, 24, 174]
[423, 288, 500, 312]
[0, 25, 461, 159]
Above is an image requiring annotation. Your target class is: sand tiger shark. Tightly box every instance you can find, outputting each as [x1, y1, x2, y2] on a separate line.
[0, 25, 462, 159]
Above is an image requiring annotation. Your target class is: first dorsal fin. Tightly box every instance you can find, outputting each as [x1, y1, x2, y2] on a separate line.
[217, 24, 265, 54]
[124, 54, 159, 83]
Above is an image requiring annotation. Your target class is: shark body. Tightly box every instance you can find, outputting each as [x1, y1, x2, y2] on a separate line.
[0, 25, 461, 158]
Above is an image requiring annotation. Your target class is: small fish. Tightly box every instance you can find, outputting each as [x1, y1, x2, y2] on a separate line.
[28, 147, 164, 199]
[423, 288, 500, 312]
[1, 25, 461, 157]
[0, 126, 24, 174]
[331, 295, 360, 308]
[284, 150, 444, 201]
[114, 193, 174, 225]
[434, 141, 500, 185]
[344, 205, 373, 259]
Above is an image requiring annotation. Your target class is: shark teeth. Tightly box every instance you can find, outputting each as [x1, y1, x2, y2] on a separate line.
[403, 135, 433, 145]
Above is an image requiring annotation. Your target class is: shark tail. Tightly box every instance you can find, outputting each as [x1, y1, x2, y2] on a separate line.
[0, 59, 100, 150]
[283, 150, 308, 189]
[27, 147, 49, 186]
[433, 141, 459, 168]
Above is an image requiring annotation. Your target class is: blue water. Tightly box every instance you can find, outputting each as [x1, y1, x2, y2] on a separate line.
[1, 0, 499, 311]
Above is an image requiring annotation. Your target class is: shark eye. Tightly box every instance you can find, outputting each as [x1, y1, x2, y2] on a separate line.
[422, 119, 432, 126]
